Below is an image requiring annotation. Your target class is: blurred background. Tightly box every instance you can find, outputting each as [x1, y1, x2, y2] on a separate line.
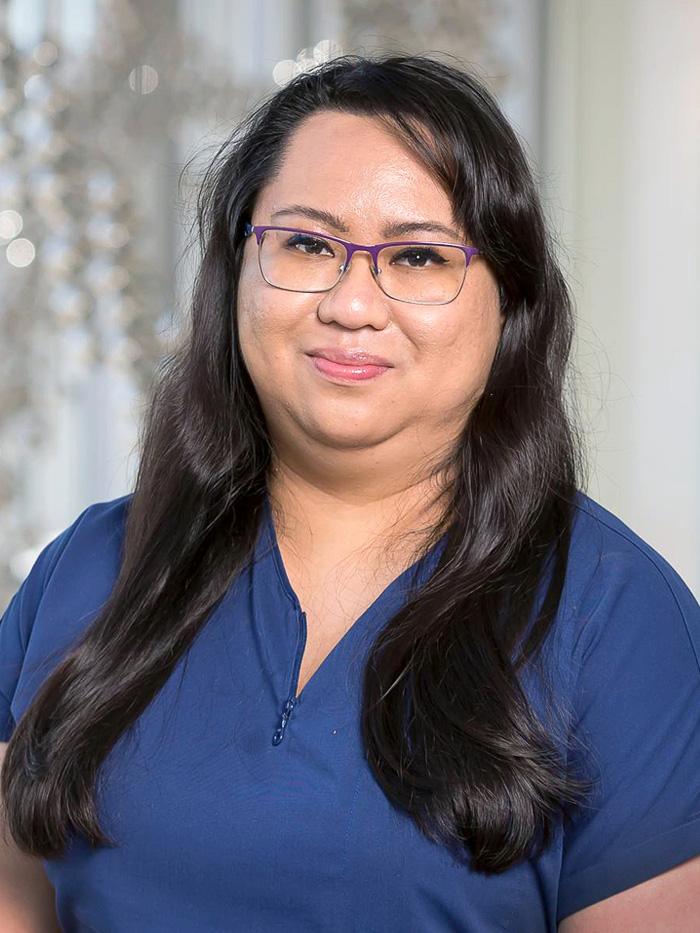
[1, 0, 699, 606]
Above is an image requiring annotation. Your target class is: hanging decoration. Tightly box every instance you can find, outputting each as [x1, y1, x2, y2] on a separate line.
[0, 0, 252, 602]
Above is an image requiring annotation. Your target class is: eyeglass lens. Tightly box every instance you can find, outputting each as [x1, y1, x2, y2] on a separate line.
[258, 229, 469, 304]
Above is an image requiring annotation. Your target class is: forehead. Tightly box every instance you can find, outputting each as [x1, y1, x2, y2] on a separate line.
[255, 111, 459, 236]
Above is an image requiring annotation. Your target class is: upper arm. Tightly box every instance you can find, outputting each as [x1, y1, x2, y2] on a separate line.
[0, 742, 62, 932]
[558, 851, 700, 932]
[0, 511, 90, 742]
[0, 500, 122, 931]
[556, 536, 700, 924]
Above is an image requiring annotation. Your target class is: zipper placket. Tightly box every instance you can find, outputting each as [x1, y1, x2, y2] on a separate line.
[271, 609, 307, 745]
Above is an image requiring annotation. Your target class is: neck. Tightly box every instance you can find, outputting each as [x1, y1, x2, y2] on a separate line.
[266, 455, 451, 570]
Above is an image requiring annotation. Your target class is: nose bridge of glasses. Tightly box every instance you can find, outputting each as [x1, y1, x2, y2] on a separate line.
[341, 241, 381, 276]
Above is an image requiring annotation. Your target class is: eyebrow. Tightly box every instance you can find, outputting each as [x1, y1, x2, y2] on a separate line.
[269, 205, 463, 242]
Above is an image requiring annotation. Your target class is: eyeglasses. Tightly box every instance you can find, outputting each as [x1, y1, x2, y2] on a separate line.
[243, 223, 481, 306]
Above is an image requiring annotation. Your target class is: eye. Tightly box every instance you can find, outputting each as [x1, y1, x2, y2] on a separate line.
[284, 234, 336, 256]
[391, 247, 448, 268]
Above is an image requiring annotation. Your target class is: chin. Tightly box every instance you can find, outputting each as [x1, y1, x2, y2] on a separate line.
[306, 420, 393, 450]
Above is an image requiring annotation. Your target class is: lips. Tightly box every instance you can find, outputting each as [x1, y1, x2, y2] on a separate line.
[307, 347, 393, 367]
[309, 354, 389, 382]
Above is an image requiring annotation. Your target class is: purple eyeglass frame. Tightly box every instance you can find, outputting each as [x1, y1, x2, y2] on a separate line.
[243, 222, 481, 306]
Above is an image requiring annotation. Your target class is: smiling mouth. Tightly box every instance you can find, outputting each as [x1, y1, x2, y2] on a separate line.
[307, 353, 390, 382]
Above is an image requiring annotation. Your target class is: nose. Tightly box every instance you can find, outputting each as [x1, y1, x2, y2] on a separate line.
[316, 246, 391, 329]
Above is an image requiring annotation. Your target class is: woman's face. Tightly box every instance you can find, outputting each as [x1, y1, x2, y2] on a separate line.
[237, 110, 504, 471]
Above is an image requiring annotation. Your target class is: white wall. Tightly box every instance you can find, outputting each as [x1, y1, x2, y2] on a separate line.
[541, 0, 700, 595]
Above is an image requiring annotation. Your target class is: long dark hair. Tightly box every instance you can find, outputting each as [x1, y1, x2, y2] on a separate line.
[2, 52, 592, 871]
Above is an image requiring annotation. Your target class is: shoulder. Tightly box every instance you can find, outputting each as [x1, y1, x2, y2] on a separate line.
[569, 489, 689, 575]
[0, 494, 133, 740]
[3, 493, 132, 652]
[42, 493, 131, 578]
[23, 493, 131, 572]
[561, 491, 700, 663]
[554, 493, 700, 920]
[568, 488, 692, 592]
[41, 491, 132, 594]
[56, 492, 132, 553]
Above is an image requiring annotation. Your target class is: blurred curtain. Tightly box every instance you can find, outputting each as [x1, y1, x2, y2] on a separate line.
[541, 0, 700, 592]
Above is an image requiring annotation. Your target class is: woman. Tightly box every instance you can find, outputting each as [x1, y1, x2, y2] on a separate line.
[1, 52, 699, 932]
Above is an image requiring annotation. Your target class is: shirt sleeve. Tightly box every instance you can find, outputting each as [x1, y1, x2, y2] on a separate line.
[0, 511, 89, 742]
[557, 539, 700, 922]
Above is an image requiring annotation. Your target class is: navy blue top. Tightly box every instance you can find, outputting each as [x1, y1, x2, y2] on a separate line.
[1, 490, 700, 932]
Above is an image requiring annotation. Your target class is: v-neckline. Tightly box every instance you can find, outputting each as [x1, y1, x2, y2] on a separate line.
[262, 493, 447, 702]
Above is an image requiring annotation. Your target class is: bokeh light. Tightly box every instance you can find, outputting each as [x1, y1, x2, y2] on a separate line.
[33, 41, 59, 67]
[6, 237, 36, 267]
[0, 209, 23, 240]
[128, 65, 159, 95]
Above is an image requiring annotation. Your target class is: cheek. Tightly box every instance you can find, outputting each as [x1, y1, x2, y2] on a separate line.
[236, 276, 308, 390]
[236, 277, 276, 389]
[415, 308, 500, 372]
[237, 263, 278, 358]
[404, 293, 502, 405]
[453, 277, 503, 373]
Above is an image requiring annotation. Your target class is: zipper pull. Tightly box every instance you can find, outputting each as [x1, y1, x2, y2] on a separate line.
[271, 697, 296, 745]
